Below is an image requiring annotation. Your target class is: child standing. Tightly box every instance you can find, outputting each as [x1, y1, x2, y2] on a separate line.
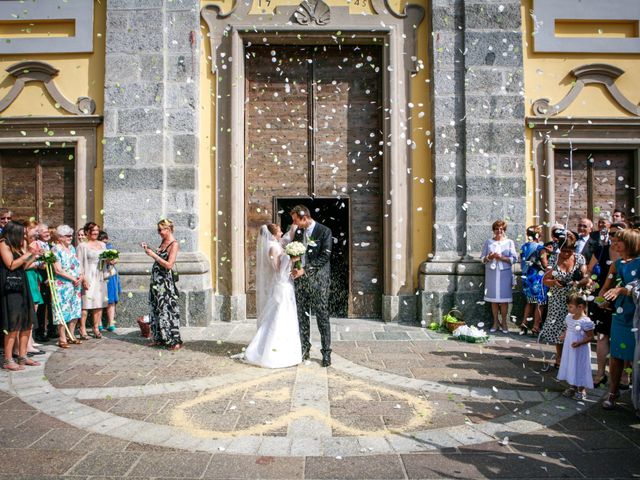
[558, 293, 595, 400]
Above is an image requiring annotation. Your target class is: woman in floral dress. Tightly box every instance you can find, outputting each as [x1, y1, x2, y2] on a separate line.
[52, 225, 83, 348]
[541, 232, 589, 368]
[142, 218, 182, 350]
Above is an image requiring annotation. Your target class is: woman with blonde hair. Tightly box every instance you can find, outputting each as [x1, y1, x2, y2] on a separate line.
[141, 219, 182, 350]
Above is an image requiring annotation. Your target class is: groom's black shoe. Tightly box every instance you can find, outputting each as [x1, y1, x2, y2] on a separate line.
[321, 349, 331, 367]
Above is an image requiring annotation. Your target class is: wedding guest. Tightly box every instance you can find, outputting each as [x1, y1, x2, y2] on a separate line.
[52, 225, 83, 348]
[541, 232, 589, 369]
[1, 221, 42, 370]
[588, 222, 626, 388]
[75, 227, 87, 245]
[575, 218, 597, 262]
[142, 219, 182, 350]
[612, 209, 626, 224]
[77, 222, 108, 339]
[34, 223, 57, 340]
[98, 230, 121, 332]
[558, 293, 595, 401]
[601, 228, 640, 409]
[481, 220, 518, 333]
[0, 209, 12, 235]
[22, 222, 46, 355]
[519, 225, 547, 335]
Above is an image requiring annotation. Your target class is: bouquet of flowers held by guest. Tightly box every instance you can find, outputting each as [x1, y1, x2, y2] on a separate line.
[99, 249, 119, 278]
[285, 241, 306, 269]
[38, 251, 57, 266]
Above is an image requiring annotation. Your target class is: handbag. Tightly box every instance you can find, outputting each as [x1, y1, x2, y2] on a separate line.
[4, 269, 23, 293]
[172, 266, 179, 283]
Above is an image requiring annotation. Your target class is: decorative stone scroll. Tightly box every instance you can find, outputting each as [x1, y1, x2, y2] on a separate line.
[0, 61, 96, 116]
[293, 0, 331, 25]
[532, 63, 640, 117]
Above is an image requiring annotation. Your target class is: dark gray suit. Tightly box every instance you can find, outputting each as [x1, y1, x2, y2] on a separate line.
[293, 221, 332, 356]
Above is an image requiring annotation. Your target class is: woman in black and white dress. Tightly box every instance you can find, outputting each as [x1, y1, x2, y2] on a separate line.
[142, 219, 182, 351]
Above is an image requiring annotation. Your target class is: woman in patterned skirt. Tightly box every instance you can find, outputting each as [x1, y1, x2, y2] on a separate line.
[541, 232, 589, 369]
[142, 218, 182, 351]
[52, 225, 84, 348]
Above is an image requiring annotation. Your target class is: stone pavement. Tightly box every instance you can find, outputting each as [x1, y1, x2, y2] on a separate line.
[0, 319, 639, 479]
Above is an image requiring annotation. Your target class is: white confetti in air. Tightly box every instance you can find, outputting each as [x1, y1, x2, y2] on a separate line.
[492, 386, 498, 392]
[500, 436, 509, 446]
[477, 322, 485, 328]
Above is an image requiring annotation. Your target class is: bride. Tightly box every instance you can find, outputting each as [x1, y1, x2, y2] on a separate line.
[244, 224, 302, 368]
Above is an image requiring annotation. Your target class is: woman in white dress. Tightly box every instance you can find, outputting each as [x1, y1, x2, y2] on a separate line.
[481, 219, 518, 333]
[76, 222, 108, 339]
[244, 224, 302, 368]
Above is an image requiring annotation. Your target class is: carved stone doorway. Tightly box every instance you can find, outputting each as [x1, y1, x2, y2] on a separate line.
[244, 44, 383, 318]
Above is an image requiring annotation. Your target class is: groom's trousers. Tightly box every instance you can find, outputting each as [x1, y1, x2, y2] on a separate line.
[295, 275, 331, 354]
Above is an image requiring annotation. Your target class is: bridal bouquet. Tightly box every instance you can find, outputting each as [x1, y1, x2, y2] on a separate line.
[285, 241, 306, 269]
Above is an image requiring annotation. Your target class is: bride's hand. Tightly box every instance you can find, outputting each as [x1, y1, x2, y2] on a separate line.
[291, 267, 304, 279]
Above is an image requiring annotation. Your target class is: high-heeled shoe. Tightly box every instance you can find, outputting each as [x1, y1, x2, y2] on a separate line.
[602, 391, 619, 410]
[594, 374, 608, 388]
[57, 342, 70, 349]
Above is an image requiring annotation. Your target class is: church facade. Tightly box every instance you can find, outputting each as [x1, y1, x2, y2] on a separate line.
[0, 0, 638, 324]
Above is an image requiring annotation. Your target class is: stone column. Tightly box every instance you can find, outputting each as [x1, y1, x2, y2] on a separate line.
[420, 0, 525, 323]
[103, 0, 212, 326]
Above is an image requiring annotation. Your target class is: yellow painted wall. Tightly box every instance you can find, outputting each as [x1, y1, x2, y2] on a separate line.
[521, 0, 640, 225]
[0, 1, 106, 224]
[198, 0, 432, 291]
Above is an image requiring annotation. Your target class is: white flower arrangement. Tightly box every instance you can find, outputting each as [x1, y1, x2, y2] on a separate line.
[285, 241, 306, 269]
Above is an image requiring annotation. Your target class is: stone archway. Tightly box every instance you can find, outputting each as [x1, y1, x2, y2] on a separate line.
[202, 0, 424, 322]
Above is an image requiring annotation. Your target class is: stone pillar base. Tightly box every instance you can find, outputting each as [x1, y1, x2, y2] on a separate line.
[418, 258, 525, 325]
[215, 294, 247, 322]
[382, 295, 417, 324]
[116, 252, 212, 327]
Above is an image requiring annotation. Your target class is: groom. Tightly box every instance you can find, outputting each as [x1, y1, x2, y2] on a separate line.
[289, 205, 333, 367]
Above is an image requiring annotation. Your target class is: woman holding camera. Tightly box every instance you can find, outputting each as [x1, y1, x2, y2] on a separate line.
[541, 232, 589, 368]
[141, 219, 182, 350]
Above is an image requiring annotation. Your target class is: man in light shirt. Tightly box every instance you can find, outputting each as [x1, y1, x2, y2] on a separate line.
[575, 218, 595, 262]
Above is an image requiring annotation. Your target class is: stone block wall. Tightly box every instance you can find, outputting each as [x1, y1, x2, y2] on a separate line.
[421, 0, 526, 324]
[103, 0, 212, 326]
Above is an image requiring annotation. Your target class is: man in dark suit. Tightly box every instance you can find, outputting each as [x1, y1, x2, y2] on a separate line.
[575, 217, 598, 263]
[290, 205, 333, 367]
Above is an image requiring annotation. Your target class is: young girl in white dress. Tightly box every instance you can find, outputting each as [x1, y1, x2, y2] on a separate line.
[558, 293, 595, 400]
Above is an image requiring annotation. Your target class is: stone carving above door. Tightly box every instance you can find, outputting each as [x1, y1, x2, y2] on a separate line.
[531, 63, 640, 117]
[292, 0, 331, 25]
[0, 61, 96, 116]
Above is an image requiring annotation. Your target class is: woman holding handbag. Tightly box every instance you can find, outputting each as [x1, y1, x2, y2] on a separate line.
[1, 221, 43, 371]
[141, 218, 182, 351]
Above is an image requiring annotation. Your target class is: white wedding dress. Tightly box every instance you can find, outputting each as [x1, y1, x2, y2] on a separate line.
[244, 226, 302, 368]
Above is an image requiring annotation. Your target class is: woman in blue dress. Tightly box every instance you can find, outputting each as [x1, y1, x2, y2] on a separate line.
[519, 225, 548, 335]
[98, 231, 122, 332]
[602, 228, 640, 409]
